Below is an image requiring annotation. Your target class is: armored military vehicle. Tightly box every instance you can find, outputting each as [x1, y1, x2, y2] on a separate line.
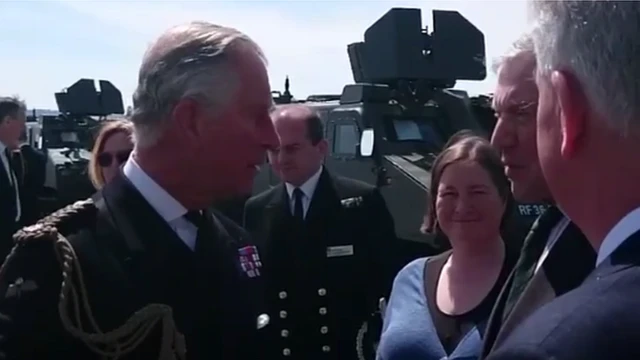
[35, 79, 125, 211]
[256, 8, 546, 254]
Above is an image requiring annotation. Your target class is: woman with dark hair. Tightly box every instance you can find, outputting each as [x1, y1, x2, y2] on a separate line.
[377, 132, 518, 360]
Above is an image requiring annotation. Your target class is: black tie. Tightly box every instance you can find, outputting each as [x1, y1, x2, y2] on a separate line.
[503, 205, 564, 318]
[184, 210, 209, 253]
[3, 148, 14, 187]
[292, 188, 304, 221]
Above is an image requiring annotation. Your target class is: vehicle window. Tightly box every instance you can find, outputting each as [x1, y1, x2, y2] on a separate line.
[334, 123, 359, 155]
[390, 119, 445, 149]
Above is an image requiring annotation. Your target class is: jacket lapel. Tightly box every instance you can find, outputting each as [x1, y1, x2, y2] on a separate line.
[99, 171, 197, 308]
[305, 169, 338, 230]
[492, 269, 554, 349]
[480, 270, 514, 357]
[488, 220, 595, 352]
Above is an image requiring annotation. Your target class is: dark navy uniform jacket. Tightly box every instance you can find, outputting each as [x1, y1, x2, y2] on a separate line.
[0, 171, 268, 360]
[244, 168, 397, 360]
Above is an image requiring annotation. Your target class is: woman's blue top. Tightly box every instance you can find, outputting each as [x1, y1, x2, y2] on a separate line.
[376, 257, 489, 360]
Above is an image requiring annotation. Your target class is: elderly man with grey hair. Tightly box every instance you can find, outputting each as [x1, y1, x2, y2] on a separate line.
[479, 29, 595, 359]
[487, 1, 640, 359]
[0, 22, 278, 360]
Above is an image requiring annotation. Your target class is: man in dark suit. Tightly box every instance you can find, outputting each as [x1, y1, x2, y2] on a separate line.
[0, 22, 278, 359]
[12, 143, 49, 225]
[481, 31, 595, 358]
[0, 96, 27, 259]
[244, 105, 396, 360]
[487, 2, 640, 359]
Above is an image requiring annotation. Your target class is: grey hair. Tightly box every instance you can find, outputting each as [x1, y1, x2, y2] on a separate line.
[131, 21, 265, 148]
[492, 31, 535, 75]
[529, 0, 640, 136]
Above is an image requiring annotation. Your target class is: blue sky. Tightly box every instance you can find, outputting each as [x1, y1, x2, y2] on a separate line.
[0, 0, 529, 110]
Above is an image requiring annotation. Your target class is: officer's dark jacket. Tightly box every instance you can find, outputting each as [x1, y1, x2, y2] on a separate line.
[0, 171, 267, 360]
[243, 168, 397, 360]
[14, 144, 48, 225]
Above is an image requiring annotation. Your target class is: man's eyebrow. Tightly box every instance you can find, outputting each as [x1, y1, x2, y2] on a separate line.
[495, 100, 537, 113]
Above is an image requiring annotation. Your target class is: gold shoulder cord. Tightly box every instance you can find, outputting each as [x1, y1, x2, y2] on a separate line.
[0, 199, 186, 360]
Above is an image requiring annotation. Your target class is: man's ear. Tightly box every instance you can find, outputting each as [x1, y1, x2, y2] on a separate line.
[551, 70, 587, 159]
[317, 139, 329, 155]
[172, 99, 200, 141]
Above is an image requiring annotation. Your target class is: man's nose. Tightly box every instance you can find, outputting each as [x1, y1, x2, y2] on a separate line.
[490, 118, 514, 149]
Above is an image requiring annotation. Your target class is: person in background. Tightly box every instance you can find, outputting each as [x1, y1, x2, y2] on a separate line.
[480, 31, 595, 358]
[487, 1, 640, 359]
[13, 143, 48, 225]
[377, 133, 518, 360]
[0, 21, 277, 359]
[88, 119, 134, 189]
[0, 96, 26, 259]
[244, 104, 396, 360]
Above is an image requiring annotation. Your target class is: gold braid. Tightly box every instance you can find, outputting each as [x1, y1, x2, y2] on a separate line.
[1, 199, 186, 360]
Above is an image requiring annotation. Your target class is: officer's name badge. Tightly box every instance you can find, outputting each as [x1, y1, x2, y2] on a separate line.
[326, 245, 354, 258]
[238, 245, 262, 278]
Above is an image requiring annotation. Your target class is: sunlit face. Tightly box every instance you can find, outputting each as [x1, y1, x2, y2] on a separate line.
[0, 111, 26, 150]
[435, 160, 506, 243]
[98, 131, 133, 185]
[492, 55, 551, 202]
[192, 50, 278, 198]
[535, 71, 566, 206]
[268, 117, 327, 186]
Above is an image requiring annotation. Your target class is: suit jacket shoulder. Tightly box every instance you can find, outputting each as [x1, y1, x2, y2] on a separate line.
[331, 174, 376, 197]
[245, 186, 281, 210]
[488, 236, 640, 360]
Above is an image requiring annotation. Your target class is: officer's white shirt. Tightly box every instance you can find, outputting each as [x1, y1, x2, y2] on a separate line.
[596, 206, 640, 266]
[534, 215, 571, 274]
[285, 166, 323, 219]
[0, 140, 21, 222]
[123, 157, 197, 250]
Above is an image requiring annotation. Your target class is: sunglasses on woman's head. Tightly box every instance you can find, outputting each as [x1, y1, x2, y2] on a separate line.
[97, 150, 132, 167]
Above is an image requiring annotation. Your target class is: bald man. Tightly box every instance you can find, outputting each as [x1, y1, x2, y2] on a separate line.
[243, 105, 396, 360]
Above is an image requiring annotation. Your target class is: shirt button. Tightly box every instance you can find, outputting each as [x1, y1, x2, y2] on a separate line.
[279, 291, 287, 299]
[283, 348, 291, 356]
[322, 345, 331, 352]
[318, 288, 327, 296]
[280, 310, 287, 319]
[281, 329, 289, 337]
[319, 307, 327, 315]
[320, 326, 328, 334]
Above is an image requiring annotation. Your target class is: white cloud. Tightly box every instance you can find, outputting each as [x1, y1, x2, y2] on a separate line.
[2, 0, 530, 108]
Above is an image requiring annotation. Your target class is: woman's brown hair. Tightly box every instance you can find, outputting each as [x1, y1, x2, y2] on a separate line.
[88, 119, 134, 189]
[421, 130, 513, 238]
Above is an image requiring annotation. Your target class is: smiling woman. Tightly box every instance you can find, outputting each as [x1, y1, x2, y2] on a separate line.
[377, 131, 518, 360]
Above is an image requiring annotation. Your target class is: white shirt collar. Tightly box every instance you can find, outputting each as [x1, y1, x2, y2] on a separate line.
[596, 206, 640, 266]
[0, 140, 6, 153]
[285, 166, 323, 200]
[122, 156, 188, 223]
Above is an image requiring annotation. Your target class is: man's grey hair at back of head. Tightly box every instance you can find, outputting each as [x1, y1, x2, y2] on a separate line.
[131, 21, 266, 148]
[529, 0, 640, 137]
[492, 31, 535, 75]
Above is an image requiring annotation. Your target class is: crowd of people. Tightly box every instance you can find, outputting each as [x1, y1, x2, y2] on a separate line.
[0, 1, 638, 359]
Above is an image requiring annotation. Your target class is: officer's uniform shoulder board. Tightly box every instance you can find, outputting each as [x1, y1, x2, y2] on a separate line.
[12, 199, 98, 245]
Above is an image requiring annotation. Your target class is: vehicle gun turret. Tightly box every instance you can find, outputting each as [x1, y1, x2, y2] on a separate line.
[40, 79, 126, 211]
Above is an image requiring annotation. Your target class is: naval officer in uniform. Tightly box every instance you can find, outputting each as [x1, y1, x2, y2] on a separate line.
[0, 21, 278, 360]
[243, 105, 397, 360]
